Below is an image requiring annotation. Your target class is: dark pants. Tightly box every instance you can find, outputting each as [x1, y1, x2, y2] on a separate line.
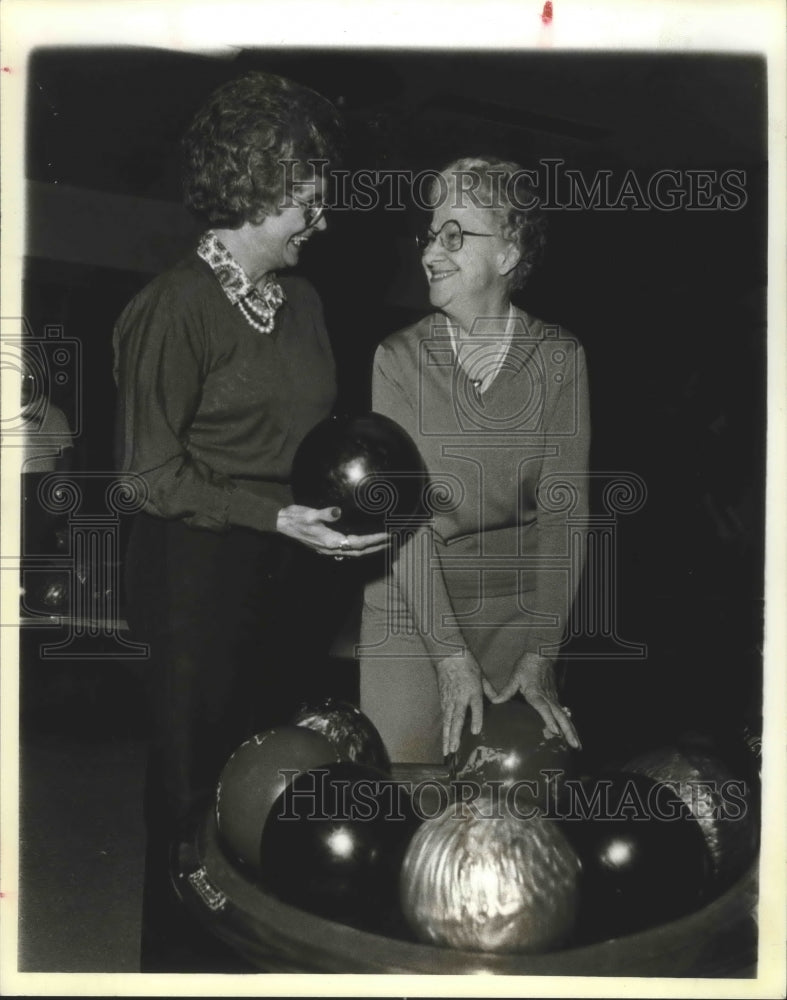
[125, 513, 346, 971]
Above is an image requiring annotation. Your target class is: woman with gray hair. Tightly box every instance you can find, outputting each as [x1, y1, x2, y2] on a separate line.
[360, 156, 590, 763]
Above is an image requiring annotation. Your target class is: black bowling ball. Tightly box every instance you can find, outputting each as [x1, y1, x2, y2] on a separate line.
[559, 772, 712, 942]
[260, 761, 420, 930]
[290, 412, 426, 534]
[453, 699, 576, 812]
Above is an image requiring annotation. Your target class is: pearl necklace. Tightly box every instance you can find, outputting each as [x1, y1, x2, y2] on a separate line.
[238, 296, 275, 335]
[237, 279, 286, 336]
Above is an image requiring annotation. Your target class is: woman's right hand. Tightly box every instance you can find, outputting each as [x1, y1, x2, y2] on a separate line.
[276, 504, 390, 558]
[436, 650, 497, 757]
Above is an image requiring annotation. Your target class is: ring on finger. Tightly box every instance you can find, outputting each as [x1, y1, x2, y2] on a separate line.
[333, 539, 351, 562]
[561, 706, 572, 717]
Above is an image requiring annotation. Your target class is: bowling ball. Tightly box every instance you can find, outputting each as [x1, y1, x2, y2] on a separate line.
[292, 698, 391, 773]
[260, 761, 420, 929]
[21, 571, 71, 616]
[40, 577, 70, 611]
[400, 798, 580, 953]
[290, 412, 427, 534]
[215, 726, 339, 872]
[624, 742, 758, 889]
[453, 698, 576, 812]
[559, 772, 712, 942]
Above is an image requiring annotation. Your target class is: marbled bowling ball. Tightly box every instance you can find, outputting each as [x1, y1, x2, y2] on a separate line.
[290, 412, 427, 534]
[292, 698, 391, 773]
[623, 742, 758, 890]
[215, 726, 339, 873]
[559, 772, 712, 942]
[453, 699, 576, 812]
[400, 800, 581, 954]
[260, 761, 420, 929]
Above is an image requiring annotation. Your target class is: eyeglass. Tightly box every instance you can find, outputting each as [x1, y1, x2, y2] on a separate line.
[415, 219, 496, 252]
[291, 194, 326, 228]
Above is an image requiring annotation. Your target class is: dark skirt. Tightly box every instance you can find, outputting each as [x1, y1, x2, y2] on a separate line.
[124, 512, 345, 970]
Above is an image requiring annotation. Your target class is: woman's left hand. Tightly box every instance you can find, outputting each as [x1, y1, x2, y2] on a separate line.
[489, 651, 581, 750]
[277, 504, 390, 557]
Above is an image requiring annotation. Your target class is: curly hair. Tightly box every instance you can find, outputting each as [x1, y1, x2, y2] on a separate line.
[182, 71, 343, 228]
[428, 156, 547, 290]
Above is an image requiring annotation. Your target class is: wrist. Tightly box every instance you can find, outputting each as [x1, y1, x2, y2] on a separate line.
[276, 505, 295, 537]
[229, 488, 281, 534]
[436, 650, 478, 673]
[521, 650, 556, 668]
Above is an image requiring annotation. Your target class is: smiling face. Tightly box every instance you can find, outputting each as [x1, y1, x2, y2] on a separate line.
[422, 176, 520, 322]
[252, 178, 327, 275]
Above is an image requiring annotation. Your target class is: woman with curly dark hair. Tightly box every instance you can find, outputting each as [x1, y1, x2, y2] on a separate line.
[360, 156, 590, 763]
[113, 71, 387, 970]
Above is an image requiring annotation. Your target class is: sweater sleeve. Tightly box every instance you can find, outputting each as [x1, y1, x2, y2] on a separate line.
[372, 341, 468, 661]
[525, 342, 591, 656]
[113, 284, 282, 533]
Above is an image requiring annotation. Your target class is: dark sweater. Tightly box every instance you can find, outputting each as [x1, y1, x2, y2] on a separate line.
[113, 253, 336, 533]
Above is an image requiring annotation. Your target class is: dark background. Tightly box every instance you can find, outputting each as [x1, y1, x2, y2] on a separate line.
[21, 46, 766, 758]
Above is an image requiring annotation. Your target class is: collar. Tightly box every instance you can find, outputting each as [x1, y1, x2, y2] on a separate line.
[197, 231, 286, 335]
[448, 304, 517, 393]
[197, 230, 259, 305]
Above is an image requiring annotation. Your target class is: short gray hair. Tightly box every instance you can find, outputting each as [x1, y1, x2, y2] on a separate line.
[428, 156, 547, 290]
